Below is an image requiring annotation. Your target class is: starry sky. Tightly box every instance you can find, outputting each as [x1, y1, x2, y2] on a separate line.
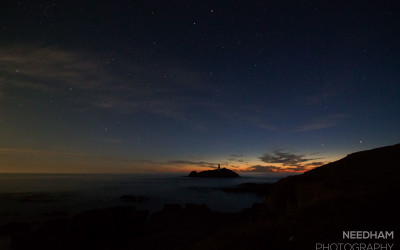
[0, 0, 399, 173]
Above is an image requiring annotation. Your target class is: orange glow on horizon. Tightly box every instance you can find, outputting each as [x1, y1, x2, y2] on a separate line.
[0, 147, 339, 174]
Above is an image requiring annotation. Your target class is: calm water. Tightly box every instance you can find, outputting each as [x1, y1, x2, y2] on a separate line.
[0, 173, 290, 224]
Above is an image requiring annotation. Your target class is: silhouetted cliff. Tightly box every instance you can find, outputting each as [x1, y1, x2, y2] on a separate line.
[266, 143, 400, 215]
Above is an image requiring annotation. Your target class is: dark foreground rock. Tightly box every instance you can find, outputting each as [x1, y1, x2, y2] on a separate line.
[188, 168, 239, 178]
[9, 203, 241, 250]
[11, 206, 148, 250]
[133, 203, 237, 250]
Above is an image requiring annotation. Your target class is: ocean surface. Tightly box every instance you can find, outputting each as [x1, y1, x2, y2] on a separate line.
[0, 173, 290, 224]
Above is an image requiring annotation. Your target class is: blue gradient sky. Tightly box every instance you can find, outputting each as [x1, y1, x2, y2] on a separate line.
[0, 1, 399, 173]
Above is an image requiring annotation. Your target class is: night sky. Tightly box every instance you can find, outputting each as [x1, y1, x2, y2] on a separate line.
[0, 1, 399, 173]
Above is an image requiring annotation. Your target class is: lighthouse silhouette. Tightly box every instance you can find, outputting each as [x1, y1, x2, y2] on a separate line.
[218, 164, 220, 170]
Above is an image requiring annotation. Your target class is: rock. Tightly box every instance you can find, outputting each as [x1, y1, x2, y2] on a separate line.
[188, 168, 239, 178]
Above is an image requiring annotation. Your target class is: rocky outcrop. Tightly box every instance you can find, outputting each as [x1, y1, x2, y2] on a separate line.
[188, 168, 239, 178]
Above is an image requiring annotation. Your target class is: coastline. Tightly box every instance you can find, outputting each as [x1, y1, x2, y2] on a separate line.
[2, 144, 399, 249]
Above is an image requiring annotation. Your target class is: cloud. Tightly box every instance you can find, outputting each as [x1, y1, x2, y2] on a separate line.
[0, 44, 217, 126]
[1, 45, 217, 106]
[227, 158, 247, 163]
[0, 147, 217, 171]
[244, 165, 282, 173]
[295, 114, 347, 132]
[0, 44, 280, 131]
[166, 160, 217, 168]
[304, 161, 327, 167]
[282, 161, 328, 171]
[241, 150, 328, 173]
[259, 150, 318, 167]
[283, 166, 309, 172]
[0, 45, 109, 92]
[227, 154, 249, 164]
[243, 162, 325, 173]
[0, 147, 141, 163]
[0, 148, 216, 168]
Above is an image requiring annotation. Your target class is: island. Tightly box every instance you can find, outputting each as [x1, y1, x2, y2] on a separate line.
[188, 164, 239, 178]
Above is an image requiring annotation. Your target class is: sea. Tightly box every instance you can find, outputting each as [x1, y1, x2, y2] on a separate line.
[0, 173, 291, 224]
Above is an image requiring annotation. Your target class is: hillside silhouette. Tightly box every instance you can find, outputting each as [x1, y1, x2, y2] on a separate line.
[266, 143, 400, 214]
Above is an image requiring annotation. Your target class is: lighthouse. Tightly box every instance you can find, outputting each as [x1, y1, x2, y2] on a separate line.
[218, 164, 220, 170]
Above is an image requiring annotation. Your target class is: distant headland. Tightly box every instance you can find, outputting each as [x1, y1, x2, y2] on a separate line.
[188, 164, 239, 178]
